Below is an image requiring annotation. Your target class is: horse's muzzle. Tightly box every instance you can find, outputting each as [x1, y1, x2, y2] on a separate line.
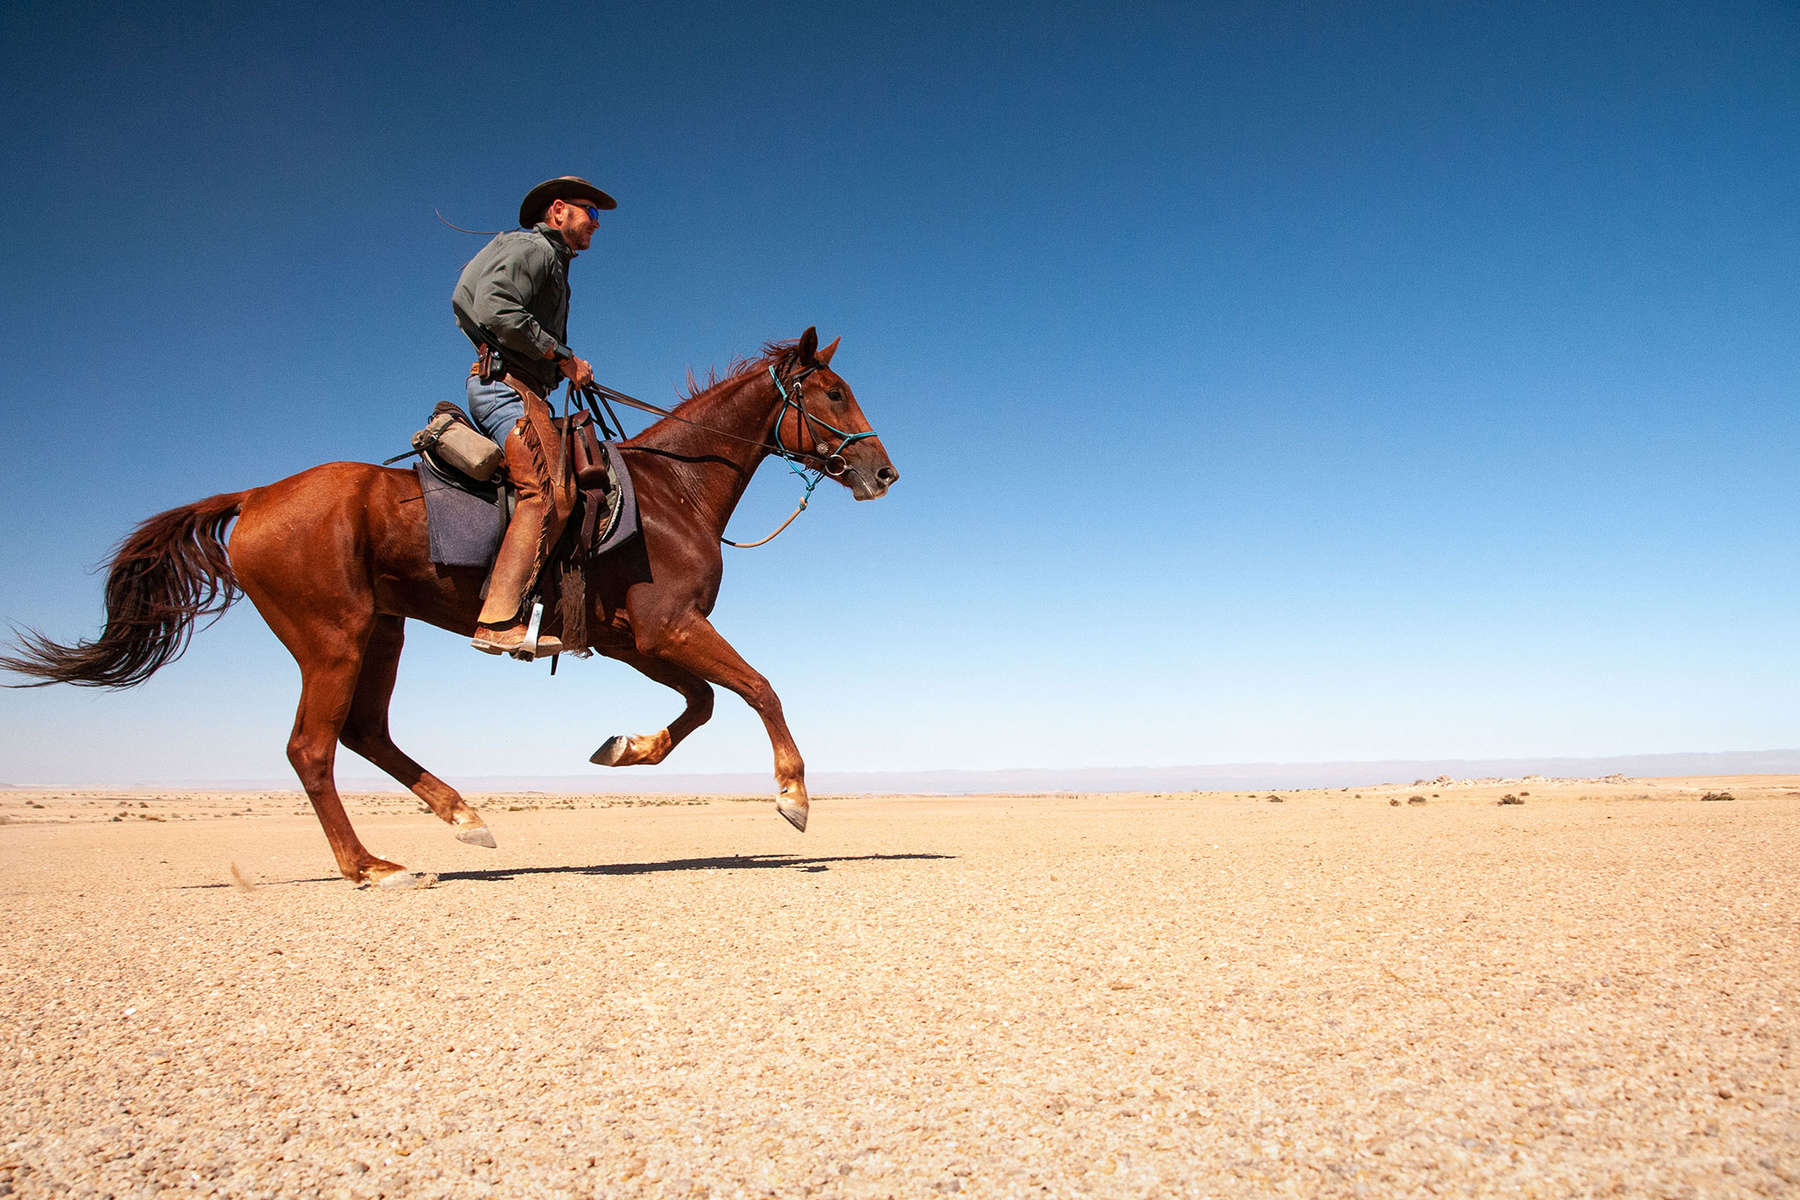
[850, 462, 899, 501]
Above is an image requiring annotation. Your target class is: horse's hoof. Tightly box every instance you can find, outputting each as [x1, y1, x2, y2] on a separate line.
[455, 824, 497, 849]
[776, 796, 809, 832]
[375, 869, 437, 890]
[590, 736, 628, 766]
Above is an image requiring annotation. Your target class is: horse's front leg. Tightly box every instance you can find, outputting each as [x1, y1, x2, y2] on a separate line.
[633, 613, 810, 831]
[588, 646, 715, 768]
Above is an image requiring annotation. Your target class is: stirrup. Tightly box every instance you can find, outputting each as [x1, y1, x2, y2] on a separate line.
[470, 629, 566, 659]
[521, 599, 545, 653]
[471, 603, 563, 659]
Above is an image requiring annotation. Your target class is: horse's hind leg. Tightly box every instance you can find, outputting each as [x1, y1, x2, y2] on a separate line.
[339, 615, 497, 849]
[238, 578, 424, 887]
[282, 639, 427, 888]
[588, 647, 715, 768]
[230, 478, 430, 888]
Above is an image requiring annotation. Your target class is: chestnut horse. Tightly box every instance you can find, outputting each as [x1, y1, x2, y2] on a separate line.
[2, 328, 898, 887]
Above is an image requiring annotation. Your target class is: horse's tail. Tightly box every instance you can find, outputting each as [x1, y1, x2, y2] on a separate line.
[1, 491, 249, 689]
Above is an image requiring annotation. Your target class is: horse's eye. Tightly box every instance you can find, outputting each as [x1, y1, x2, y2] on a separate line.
[827, 388, 845, 404]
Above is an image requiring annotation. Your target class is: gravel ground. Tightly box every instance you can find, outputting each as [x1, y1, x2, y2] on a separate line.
[2, 777, 1797, 1198]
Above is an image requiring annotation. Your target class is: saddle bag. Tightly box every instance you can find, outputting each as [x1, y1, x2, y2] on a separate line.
[412, 411, 503, 481]
[567, 410, 612, 491]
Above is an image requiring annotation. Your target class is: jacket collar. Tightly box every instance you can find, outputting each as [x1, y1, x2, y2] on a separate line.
[532, 223, 576, 259]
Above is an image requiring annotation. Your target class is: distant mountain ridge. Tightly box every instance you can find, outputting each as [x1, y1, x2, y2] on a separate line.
[81, 749, 1800, 794]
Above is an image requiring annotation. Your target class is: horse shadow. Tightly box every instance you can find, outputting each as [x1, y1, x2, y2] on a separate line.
[439, 851, 955, 884]
[185, 850, 955, 890]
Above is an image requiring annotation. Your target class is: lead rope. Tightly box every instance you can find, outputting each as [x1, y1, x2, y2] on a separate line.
[722, 459, 828, 548]
[721, 494, 812, 548]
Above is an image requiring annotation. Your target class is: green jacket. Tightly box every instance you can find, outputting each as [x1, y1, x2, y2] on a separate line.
[452, 224, 577, 398]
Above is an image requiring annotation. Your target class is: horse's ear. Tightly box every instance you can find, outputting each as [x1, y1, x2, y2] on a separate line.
[797, 326, 818, 362]
[816, 336, 840, 365]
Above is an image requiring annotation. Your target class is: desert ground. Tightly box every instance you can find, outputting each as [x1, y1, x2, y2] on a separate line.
[1, 775, 1796, 1198]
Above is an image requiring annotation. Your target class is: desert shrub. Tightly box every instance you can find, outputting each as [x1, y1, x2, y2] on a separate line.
[1498, 794, 1523, 805]
[1700, 791, 1735, 802]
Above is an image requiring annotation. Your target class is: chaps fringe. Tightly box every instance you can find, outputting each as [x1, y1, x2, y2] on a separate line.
[556, 550, 587, 652]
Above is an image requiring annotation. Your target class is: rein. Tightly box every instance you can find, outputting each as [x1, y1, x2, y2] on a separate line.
[576, 364, 878, 549]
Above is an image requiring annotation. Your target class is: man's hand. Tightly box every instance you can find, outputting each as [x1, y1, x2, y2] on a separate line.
[558, 354, 595, 390]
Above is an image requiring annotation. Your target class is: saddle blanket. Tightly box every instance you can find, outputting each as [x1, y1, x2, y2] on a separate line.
[415, 440, 638, 568]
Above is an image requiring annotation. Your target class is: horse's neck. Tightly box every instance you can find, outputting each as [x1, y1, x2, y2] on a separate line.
[628, 370, 779, 531]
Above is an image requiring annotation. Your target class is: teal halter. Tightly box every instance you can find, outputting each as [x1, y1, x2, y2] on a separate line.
[768, 365, 878, 495]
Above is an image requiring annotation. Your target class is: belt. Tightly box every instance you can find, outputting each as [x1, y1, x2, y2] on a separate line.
[467, 358, 549, 407]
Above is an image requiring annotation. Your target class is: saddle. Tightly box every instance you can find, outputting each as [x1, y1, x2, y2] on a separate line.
[412, 402, 640, 647]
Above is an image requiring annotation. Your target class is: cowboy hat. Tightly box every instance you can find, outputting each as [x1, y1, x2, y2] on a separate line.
[518, 176, 617, 227]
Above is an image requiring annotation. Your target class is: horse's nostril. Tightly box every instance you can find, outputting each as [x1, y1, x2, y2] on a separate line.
[877, 466, 899, 484]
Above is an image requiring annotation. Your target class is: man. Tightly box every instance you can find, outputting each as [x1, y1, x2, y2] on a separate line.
[451, 176, 614, 656]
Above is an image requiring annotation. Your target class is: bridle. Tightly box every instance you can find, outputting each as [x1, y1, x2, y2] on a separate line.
[727, 365, 879, 547]
[768, 364, 879, 487]
[574, 358, 880, 549]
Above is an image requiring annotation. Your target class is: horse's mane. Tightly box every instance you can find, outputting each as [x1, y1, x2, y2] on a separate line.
[625, 338, 806, 452]
[676, 338, 804, 405]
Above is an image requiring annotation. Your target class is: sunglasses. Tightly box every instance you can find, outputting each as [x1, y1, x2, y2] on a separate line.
[565, 202, 600, 222]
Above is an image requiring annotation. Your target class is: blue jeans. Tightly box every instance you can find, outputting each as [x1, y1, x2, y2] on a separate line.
[466, 376, 525, 445]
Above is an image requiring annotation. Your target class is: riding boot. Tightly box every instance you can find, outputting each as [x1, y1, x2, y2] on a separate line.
[473, 390, 573, 656]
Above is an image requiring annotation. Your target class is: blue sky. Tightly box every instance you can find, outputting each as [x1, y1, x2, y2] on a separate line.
[1, 0, 1794, 786]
